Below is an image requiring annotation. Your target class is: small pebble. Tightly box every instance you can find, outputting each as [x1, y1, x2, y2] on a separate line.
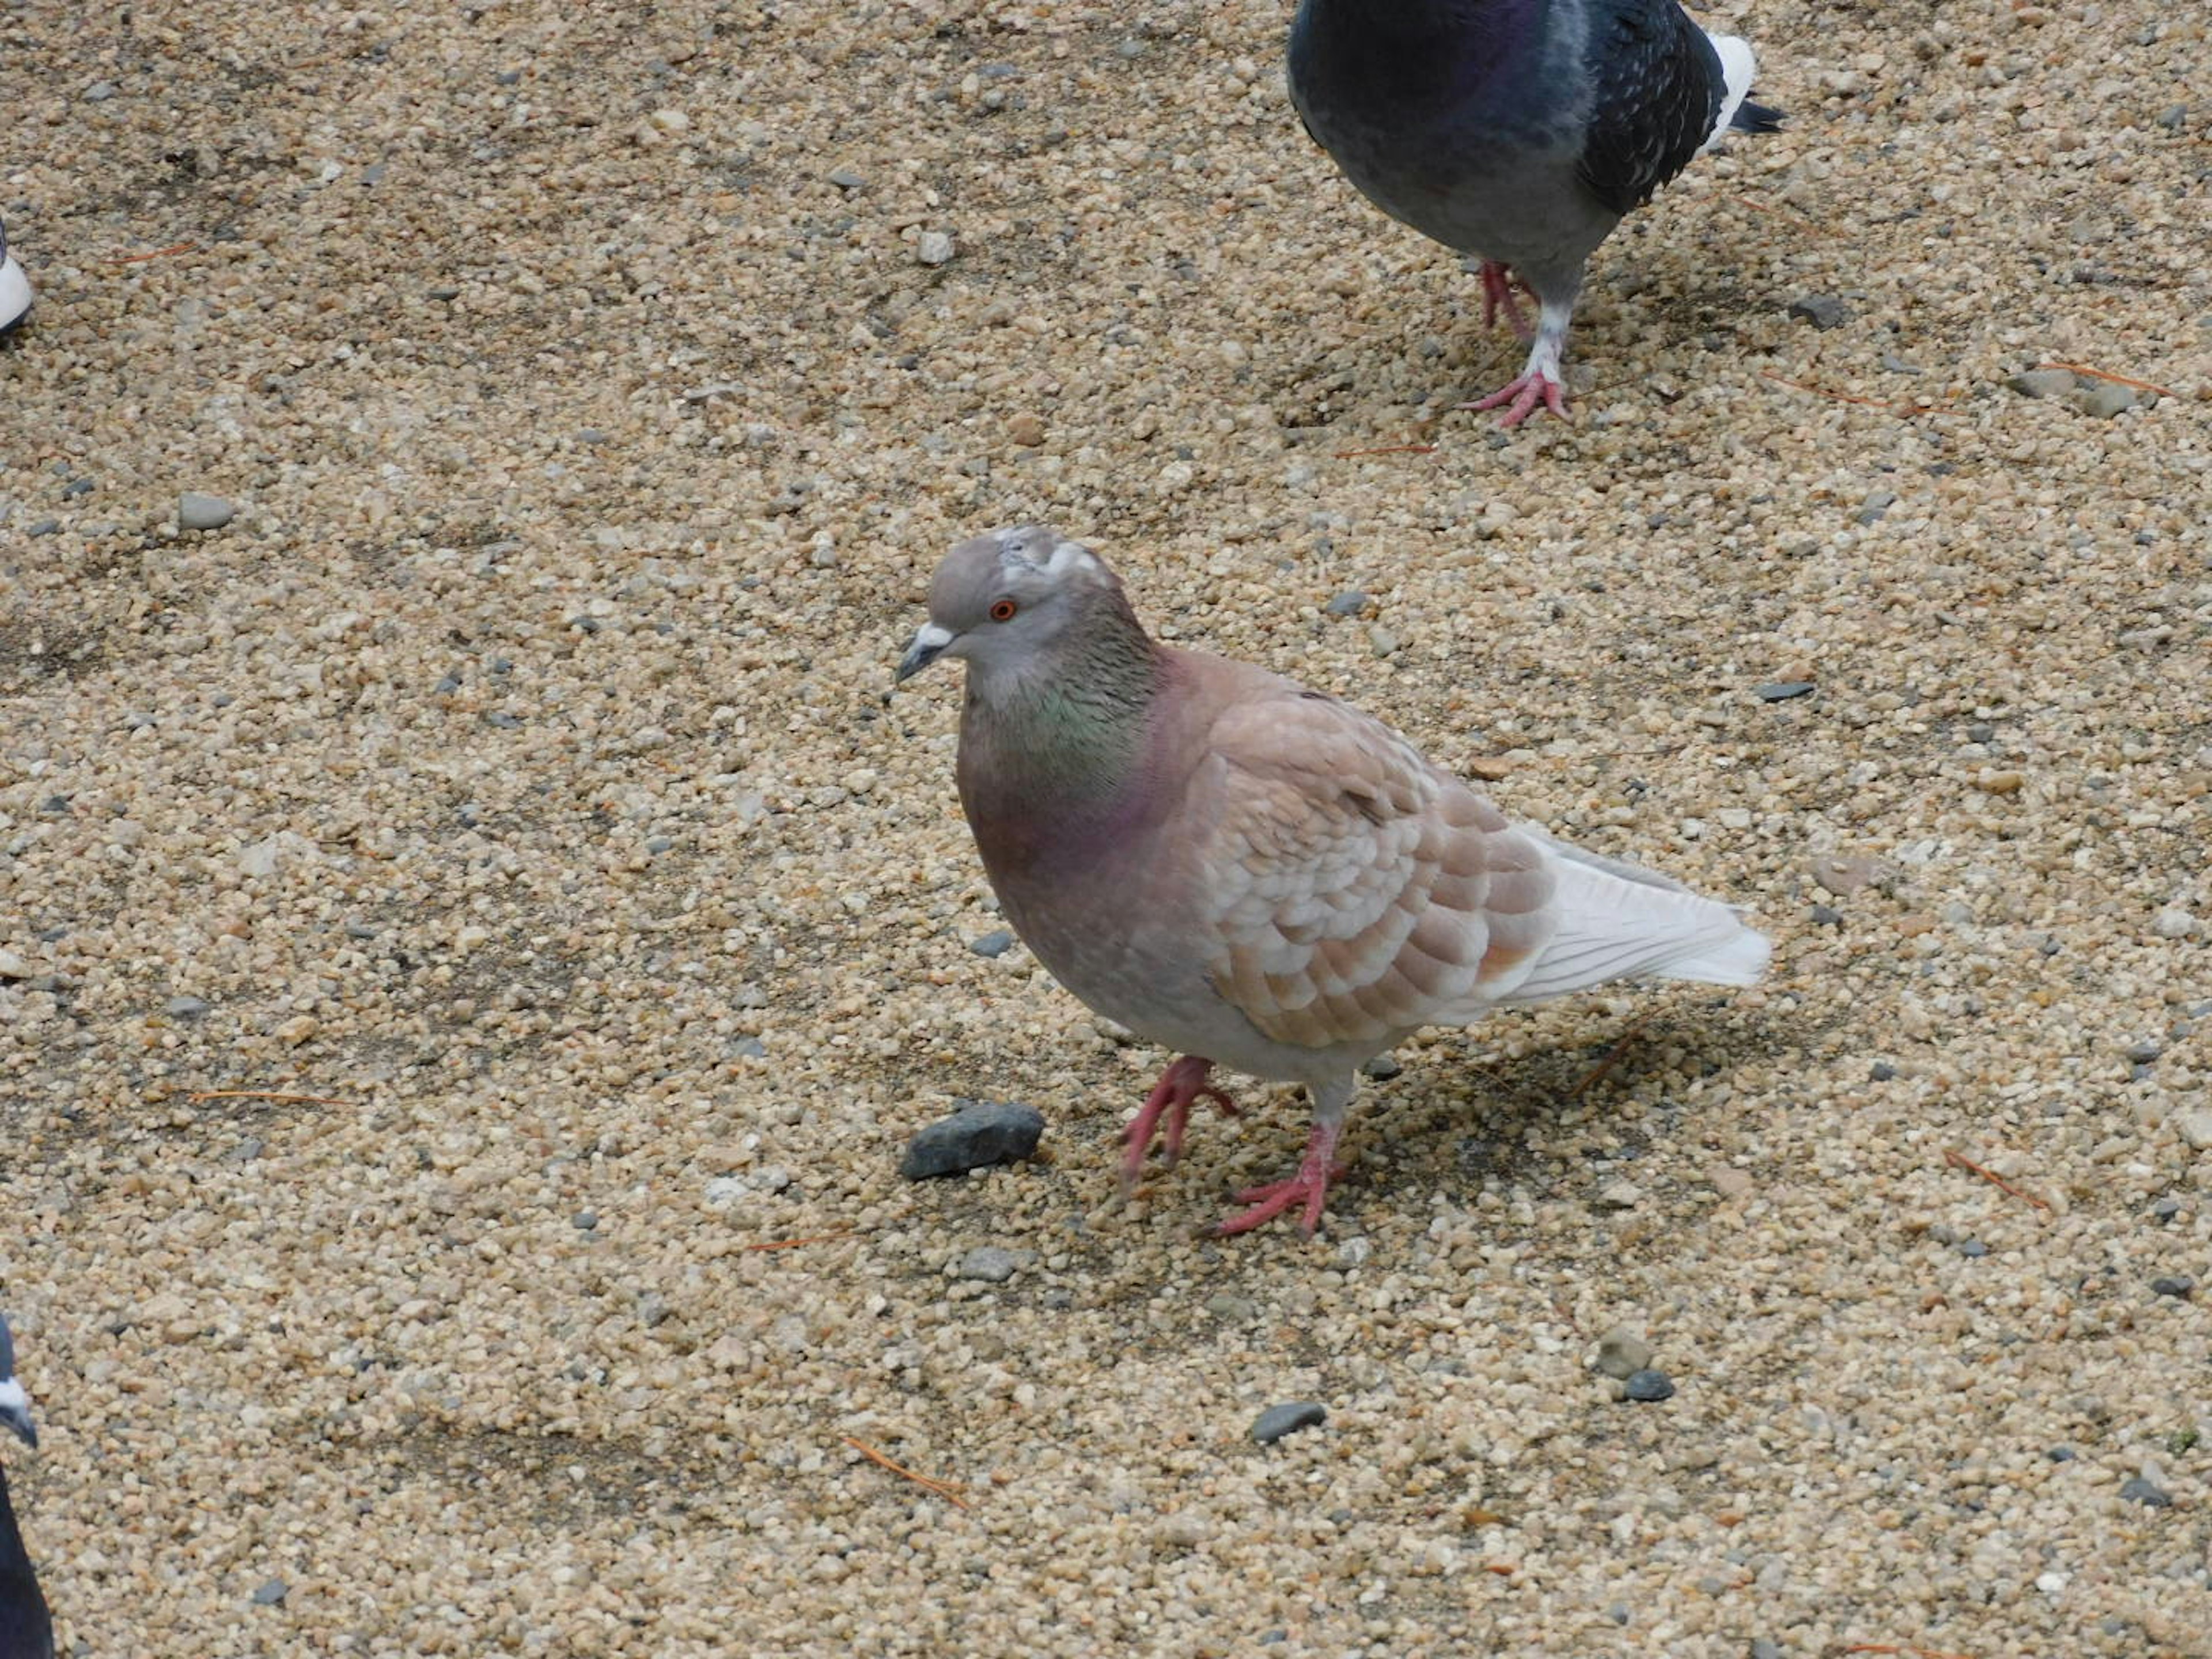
[250, 1579, 287, 1607]
[1593, 1324, 1654, 1380]
[900, 1100, 1046, 1179]
[2176, 1111, 2212, 1152]
[1006, 412, 1047, 447]
[572, 1211, 598, 1231]
[2047, 1446, 2076, 1461]
[2118, 1476, 2171, 1508]
[915, 230, 955, 267]
[1810, 904, 1843, 926]
[178, 491, 235, 531]
[1324, 590, 1370, 616]
[1749, 1642, 1783, 1659]
[1360, 1054, 1402, 1081]
[2149, 1276, 2194, 1298]
[825, 166, 866, 190]
[1786, 294, 1849, 329]
[968, 929, 1015, 959]
[2126, 1039, 2163, 1065]
[1251, 1402, 1327, 1444]
[955, 1245, 1020, 1283]
[2071, 381, 2137, 419]
[165, 995, 211, 1018]
[1870, 1062, 1896, 1081]
[1957, 1239, 1989, 1258]
[2008, 368, 2080, 400]
[1622, 1369, 1675, 1403]
[1755, 681, 1816, 702]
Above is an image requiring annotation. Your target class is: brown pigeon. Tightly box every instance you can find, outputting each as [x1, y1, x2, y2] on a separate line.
[897, 527, 1768, 1235]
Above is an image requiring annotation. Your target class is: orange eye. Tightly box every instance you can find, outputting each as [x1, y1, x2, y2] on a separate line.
[988, 599, 1018, 622]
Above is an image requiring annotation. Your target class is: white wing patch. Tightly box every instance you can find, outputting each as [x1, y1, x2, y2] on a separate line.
[1699, 32, 1757, 153]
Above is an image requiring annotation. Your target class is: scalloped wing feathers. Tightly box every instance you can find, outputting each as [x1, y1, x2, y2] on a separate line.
[1191, 691, 1558, 1049]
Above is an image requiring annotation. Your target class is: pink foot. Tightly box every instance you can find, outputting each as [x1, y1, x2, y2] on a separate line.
[1477, 262, 1535, 340]
[1120, 1056, 1238, 1185]
[1463, 370, 1569, 429]
[1209, 1120, 1347, 1239]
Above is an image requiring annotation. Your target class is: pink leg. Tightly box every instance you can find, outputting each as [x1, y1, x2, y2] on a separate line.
[1477, 261, 1535, 340]
[1209, 1118, 1347, 1240]
[1119, 1056, 1238, 1185]
[1468, 370, 1569, 429]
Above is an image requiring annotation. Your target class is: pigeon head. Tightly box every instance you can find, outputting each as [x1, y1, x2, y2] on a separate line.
[896, 525, 1124, 684]
[0, 1316, 32, 1450]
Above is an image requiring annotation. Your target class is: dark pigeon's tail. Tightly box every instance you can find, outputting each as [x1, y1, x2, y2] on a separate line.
[1731, 99, 1783, 135]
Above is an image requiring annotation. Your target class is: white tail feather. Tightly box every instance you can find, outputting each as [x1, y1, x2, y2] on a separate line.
[1497, 844, 1771, 1003]
[1700, 32, 1758, 153]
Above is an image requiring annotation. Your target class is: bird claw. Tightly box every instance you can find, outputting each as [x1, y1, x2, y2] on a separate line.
[1207, 1122, 1348, 1238]
[1460, 370, 1570, 429]
[1120, 1057, 1237, 1184]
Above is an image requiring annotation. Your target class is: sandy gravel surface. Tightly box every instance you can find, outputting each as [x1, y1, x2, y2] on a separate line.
[3, 0, 2209, 1653]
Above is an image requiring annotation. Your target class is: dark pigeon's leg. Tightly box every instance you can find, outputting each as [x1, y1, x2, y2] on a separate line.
[1462, 286, 1578, 427]
[1476, 261, 1535, 340]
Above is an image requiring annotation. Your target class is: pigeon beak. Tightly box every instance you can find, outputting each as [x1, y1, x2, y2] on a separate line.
[895, 622, 956, 685]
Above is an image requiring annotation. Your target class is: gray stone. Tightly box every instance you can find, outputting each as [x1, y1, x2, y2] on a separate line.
[900, 1099, 1045, 1179]
[2118, 1476, 2171, 1508]
[1750, 1642, 1783, 1659]
[1809, 905, 1843, 927]
[1870, 1062, 1896, 1081]
[915, 230, 955, 266]
[2072, 381, 2137, 419]
[1594, 1325, 1655, 1380]
[956, 1245, 1020, 1283]
[1786, 294, 1849, 329]
[2047, 1446, 2075, 1461]
[1360, 1054, 1402, 1081]
[250, 1578, 288, 1606]
[572, 1211, 597, 1230]
[1251, 1401, 1327, 1444]
[1756, 681, 1816, 702]
[2156, 104, 2187, 131]
[2007, 368, 2079, 400]
[1621, 1369, 1675, 1403]
[165, 995, 211, 1018]
[2127, 1039, 2164, 1065]
[826, 166, 866, 190]
[729, 1036, 767, 1059]
[1324, 590, 1370, 616]
[1957, 1239, 1988, 1258]
[968, 929, 1015, 959]
[179, 491, 236, 531]
[2149, 1275, 2194, 1299]
[28, 518, 59, 536]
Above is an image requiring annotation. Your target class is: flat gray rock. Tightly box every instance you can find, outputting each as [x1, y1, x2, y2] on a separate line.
[179, 491, 235, 530]
[900, 1100, 1044, 1179]
[1251, 1401, 1327, 1444]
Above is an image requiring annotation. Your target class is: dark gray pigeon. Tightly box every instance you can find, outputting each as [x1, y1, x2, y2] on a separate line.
[0, 1317, 52, 1659]
[1289, 0, 1781, 425]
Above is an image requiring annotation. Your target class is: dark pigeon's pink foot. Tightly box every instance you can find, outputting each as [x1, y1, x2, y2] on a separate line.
[1120, 1056, 1238, 1184]
[1209, 1120, 1347, 1239]
[1476, 261, 1535, 339]
[1463, 370, 1569, 429]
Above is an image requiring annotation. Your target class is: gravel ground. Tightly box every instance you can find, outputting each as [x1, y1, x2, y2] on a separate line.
[3, 1, 2209, 1654]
